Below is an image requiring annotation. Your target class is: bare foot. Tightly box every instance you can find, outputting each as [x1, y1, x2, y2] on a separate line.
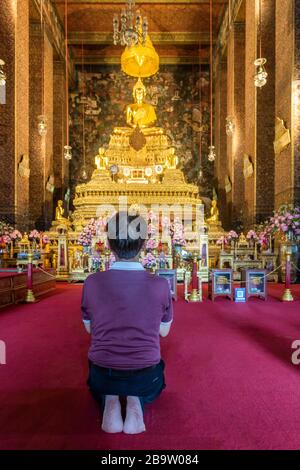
[123, 396, 146, 434]
[101, 395, 123, 433]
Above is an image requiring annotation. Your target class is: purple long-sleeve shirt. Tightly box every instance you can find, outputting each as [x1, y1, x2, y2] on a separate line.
[81, 263, 173, 370]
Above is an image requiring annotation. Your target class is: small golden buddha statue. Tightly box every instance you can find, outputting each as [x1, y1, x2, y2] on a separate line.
[207, 199, 220, 225]
[55, 200, 66, 221]
[126, 78, 157, 129]
[238, 232, 248, 246]
[20, 232, 30, 245]
[166, 147, 178, 169]
[54, 200, 71, 227]
[95, 147, 108, 170]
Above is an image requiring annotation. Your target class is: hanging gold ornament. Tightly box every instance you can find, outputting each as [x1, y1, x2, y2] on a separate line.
[121, 33, 159, 78]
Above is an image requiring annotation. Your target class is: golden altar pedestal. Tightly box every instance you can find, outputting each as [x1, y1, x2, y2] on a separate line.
[72, 78, 203, 229]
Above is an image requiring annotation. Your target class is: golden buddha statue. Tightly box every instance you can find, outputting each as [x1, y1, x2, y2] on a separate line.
[238, 232, 248, 247]
[20, 232, 30, 244]
[55, 200, 67, 221]
[166, 147, 178, 169]
[126, 78, 157, 129]
[52, 200, 71, 228]
[95, 147, 108, 170]
[207, 199, 220, 225]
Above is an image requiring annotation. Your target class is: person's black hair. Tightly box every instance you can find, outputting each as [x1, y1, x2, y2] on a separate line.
[107, 211, 147, 260]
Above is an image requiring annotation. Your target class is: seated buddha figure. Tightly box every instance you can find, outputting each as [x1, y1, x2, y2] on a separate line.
[207, 199, 221, 226]
[54, 200, 71, 226]
[95, 147, 108, 170]
[126, 78, 157, 129]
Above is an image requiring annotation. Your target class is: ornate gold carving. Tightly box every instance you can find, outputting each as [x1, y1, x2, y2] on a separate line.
[243, 154, 254, 179]
[46, 175, 55, 193]
[225, 176, 232, 194]
[18, 154, 30, 178]
[274, 117, 291, 156]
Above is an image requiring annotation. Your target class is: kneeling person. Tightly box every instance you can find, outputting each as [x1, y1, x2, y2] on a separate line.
[81, 211, 173, 434]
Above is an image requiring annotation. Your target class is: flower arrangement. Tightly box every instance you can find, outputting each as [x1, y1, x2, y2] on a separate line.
[10, 229, 23, 242]
[95, 216, 107, 236]
[29, 229, 41, 241]
[161, 216, 170, 236]
[170, 217, 186, 246]
[0, 234, 11, 245]
[246, 230, 258, 240]
[78, 218, 97, 246]
[146, 238, 158, 251]
[267, 205, 300, 239]
[216, 235, 229, 247]
[227, 230, 238, 241]
[0, 221, 14, 247]
[141, 252, 157, 269]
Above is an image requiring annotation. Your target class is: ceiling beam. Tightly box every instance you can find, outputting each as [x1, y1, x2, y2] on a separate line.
[54, 0, 227, 4]
[68, 31, 212, 45]
[73, 56, 208, 65]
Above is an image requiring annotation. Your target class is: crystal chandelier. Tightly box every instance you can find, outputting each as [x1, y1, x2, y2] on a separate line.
[113, 0, 148, 47]
[208, 0, 216, 164]
[208, 146, 216, 162]
[225, 116, 235, 136]
[80, 165, 88, 181]
[254, 0, 268, 89]
[64, 0, 72, 160]
[254, 58, 268, 88]
[0, 59, 6, 86]
[38, 115, 47, 136]
[64, 145, 72, 161]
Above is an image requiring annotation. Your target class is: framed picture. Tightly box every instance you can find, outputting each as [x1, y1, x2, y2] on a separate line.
[209, 269, 233, 301]
[241, 269, 267, 300]
[156, 269, 177, 300]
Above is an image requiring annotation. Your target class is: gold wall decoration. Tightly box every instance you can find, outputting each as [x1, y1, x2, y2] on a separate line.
[18, 154, 30, 178]
[225, 175, 232, 194]
[243, 154, 254, 179]
[273, 117, 291, 156]
[46, 175, 55, 193]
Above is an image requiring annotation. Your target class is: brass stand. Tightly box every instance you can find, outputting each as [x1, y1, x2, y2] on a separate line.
[282, 289, 294, 302]
[189, 288, 200, 302]
[25, 252, 37, 303]
[25, 289, 36, 303]
[282, 244, 294, 302]
[184, 255, 202, 302]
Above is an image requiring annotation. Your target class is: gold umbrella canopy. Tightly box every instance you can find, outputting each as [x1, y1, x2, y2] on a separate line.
[121, 34, 159, 78]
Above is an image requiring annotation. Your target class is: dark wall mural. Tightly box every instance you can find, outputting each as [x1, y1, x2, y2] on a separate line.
[69, 64, 212, 205]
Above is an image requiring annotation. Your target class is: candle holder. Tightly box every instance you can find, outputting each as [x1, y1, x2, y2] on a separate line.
[184, 254, 202, 302]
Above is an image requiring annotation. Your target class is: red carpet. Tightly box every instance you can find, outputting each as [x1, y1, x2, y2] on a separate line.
[0, 283, 300, 450]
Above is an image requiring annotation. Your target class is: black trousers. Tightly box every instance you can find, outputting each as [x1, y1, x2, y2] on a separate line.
[87, 359, 166, 411]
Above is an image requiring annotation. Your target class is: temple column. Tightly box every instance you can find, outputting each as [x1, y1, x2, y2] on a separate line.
[53, 60, 68, 216]
[215, 57, 228, 228]
[29, 22, 54, 230]
[0, 0, 29, 229]
[227, 22, 246, 230]
[275, 0, 300, 207]
[29, 21, 45, 229]
[244, 0, 275, 227]
[43, 34, 54, 229]
[256, 0, 275, 222]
